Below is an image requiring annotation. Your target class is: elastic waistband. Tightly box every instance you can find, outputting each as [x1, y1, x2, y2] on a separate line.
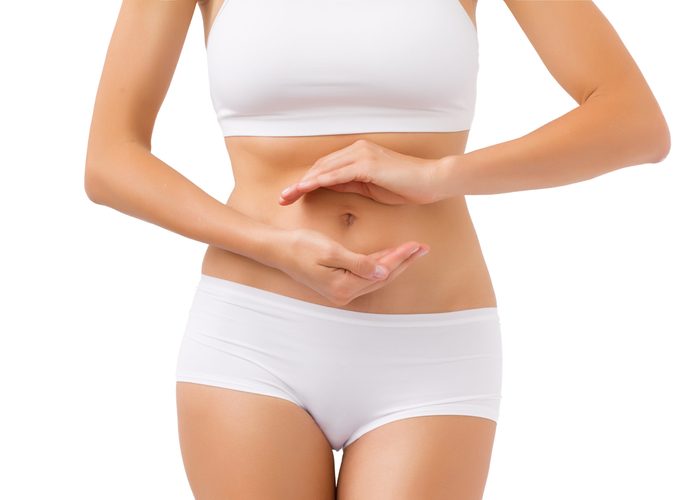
[196, 273, 499, 327]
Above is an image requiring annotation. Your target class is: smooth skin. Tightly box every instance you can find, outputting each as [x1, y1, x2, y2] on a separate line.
[85, 0, 669, 498]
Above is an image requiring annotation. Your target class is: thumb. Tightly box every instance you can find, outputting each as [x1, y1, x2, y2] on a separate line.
[337, 248, 390, 280]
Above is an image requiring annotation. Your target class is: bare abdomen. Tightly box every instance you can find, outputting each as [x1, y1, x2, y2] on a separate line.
[201, 132, 497, 313]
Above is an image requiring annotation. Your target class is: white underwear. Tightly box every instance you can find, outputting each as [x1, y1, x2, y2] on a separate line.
[175, 273, 502, 451]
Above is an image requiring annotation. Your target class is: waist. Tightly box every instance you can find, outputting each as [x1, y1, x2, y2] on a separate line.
[228, 183, 473, 251]
[205, 189, 497, 312]
[202, 132, 497, 312]
[222, 131, 471, 247]
[194, 273, 499, 327]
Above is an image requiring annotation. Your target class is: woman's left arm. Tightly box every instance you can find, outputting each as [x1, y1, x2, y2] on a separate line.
[434, 0, 671, 198]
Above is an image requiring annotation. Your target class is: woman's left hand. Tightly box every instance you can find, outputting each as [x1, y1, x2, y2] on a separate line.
[278, 139, 448, 206]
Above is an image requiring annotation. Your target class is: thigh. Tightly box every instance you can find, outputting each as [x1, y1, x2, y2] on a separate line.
[176, 382, 336, 500]
[337, 415, 497, 500]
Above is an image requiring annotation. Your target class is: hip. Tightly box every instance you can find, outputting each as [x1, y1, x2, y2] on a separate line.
[175, 272, 503, 449]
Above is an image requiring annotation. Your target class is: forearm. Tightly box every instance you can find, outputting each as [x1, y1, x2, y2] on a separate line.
[436, 89, 671, 197]
[84, 142, 287, 270]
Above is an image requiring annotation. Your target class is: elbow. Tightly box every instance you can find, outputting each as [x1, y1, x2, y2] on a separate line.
[639, 94, 672, 164]
[84, 151, 117, 205]
[84, 134, 135, 204]
[84, 166, 99, 203]
[84, 138, 108, 203]
[84, 162, 106, 204]
[647, 118, 671, 164]
[84, 141, 130, 204]
[623, 110, 672, 166]
[609, 85, 672, 165]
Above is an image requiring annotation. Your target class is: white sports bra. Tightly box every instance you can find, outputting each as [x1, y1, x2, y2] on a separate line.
[205, 0, 478, 137]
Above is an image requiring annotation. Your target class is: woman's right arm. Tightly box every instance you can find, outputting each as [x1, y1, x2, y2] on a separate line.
[83, 0, 429, 304]
[84, 0, 288, 268]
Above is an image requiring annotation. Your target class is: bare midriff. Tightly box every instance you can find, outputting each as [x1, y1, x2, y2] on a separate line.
[198, 0, 494, 314]
[200, 131, 497, 314]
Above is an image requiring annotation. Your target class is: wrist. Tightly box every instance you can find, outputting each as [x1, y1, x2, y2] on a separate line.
[257, 226, 297, 272]
[431, 154, 463, 201]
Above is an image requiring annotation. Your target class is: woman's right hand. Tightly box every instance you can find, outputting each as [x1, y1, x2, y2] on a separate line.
[277, 227, 430, 306]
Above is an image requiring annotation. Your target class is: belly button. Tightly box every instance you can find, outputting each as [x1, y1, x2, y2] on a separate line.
[341, 212, 356, 226]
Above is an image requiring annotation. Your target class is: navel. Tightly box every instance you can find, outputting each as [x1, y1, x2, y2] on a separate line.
[341, 212, 357, 227]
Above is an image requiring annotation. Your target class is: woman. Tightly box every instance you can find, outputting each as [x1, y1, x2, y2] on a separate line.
[84, 0, 670, 498]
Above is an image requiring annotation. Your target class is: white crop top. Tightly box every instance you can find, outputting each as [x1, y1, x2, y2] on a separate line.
[205, 0, 479, 137]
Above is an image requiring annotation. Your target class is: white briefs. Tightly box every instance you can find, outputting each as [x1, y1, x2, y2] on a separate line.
[175, 273, 503, 451]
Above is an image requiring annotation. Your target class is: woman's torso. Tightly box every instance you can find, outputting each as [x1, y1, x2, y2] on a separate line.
[197, 0, 496, 314]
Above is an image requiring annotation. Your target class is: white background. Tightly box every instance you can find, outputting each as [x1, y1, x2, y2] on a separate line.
[1, 0, 697, 498]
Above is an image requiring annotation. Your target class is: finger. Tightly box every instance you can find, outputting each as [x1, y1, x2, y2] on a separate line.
[353, 244, 431, 297]
[278, 149, 357, 204]
[279, 165, 368, 205]
[299, 150, 356, 183]
[323, 181, 371, 196]
[367, 246, 399, 261]
[379, 243, 430, 278]
[355, 240, 426, 282]
[308, 142, 358, 171]
[281, 180, 371, 206]
[367, 244, 422, 268]
[278, 181, 312, 204]
[303, 138, 376, 182]
[328, 240, 419, 281]
[280, 144, 372, 200]
[278, 175, 331, 204]
[373, 241, 427, 274]
[303, 166, 371, 193]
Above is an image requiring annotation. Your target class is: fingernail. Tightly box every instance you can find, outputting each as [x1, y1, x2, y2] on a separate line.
[281, 186, 293, 197]
[417, 248, 430, 257]
[372, 265, 388, 279]
[409, 246, 421, 255]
